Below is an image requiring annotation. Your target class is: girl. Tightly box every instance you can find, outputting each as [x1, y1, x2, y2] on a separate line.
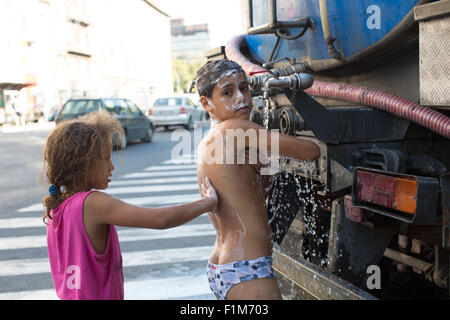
[42, 111, 217, 300]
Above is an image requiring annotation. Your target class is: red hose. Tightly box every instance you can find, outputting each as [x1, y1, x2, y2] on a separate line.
[226, 35, 268, 76]
[226, 35, 450, 139]
[306, 82, 450, 139]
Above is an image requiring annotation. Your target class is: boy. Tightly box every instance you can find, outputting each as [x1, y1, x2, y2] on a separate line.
[195, 59, 320, 300]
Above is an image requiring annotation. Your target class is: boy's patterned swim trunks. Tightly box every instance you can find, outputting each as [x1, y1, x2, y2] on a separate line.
[206, 256, 276, 300]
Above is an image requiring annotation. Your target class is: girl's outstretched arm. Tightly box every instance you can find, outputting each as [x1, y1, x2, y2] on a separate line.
[84, 177, 218, 230]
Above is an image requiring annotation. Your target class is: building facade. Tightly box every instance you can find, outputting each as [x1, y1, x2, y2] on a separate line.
[171, 18, 211, 63]
[0, 0, 173, 122]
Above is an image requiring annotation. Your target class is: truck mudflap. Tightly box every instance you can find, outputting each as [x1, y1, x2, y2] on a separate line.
[273, 249, 378, 300]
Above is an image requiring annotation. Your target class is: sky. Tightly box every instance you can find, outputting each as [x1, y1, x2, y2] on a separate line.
[152, 0, 246, 48]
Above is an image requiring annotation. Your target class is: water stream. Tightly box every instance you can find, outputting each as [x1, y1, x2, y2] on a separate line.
[261, 102, 332, 297]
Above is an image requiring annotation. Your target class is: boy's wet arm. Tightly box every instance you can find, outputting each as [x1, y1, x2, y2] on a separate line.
[221, 118, 320, 161]
[277, 133, 320, 161]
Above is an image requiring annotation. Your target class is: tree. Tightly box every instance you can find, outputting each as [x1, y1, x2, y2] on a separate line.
[172, 58, 205, 94]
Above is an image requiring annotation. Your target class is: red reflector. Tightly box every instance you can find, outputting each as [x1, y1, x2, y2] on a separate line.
[356, 171, 396, 209]
[147, 109, 152, 116]
[180, 106, 187, 114]
[344, 195, 365, 223]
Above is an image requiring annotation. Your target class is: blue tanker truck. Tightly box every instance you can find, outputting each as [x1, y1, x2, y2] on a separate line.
[204, 0, 449, 299]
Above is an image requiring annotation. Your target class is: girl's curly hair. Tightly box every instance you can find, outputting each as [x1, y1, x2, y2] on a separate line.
[42, 111, 124, 223]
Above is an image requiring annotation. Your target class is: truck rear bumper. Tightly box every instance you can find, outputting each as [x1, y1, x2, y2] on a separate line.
[273, 249, 378, 300]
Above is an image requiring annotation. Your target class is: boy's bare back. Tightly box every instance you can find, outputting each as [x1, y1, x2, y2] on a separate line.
[197, 120, 273, 266]
[195, 59, 319, 300]
[197, 120, 282, 300]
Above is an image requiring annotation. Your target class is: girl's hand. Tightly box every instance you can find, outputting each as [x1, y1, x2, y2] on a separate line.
[201, 177, 218, 213]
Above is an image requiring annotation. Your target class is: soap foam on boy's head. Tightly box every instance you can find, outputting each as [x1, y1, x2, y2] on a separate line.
[195, 59, 245, 99]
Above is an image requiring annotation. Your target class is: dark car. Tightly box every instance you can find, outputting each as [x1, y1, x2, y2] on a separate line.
[55, 98, 154, 149]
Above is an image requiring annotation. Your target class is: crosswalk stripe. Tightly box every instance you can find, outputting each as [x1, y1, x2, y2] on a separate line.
[171, 154, 196, 158]
[162, 159, 197, 165]
[0, 217, 44, 229]
[0, 273, 212, 300]
[17, 203, 46, 213]
[0, 122, 55, 134]
[0, 289, 58, 300]
[144, 164, 197, 171]
[167, 154, 197, 160]
[1, 214, 215, 230]
[162, 154, 197, 164]
[2, 213, 227, 230]
[125, 274, 211, 300]
[106, 183, 199, 195]
[1, 234, 46, 250]
[117, 223, 215, 243]
[121, 170, 197, 179]
[109, 176, 198, 186]
[17, 194, 201, 214]
[0, 222, 214, 251]
[0, 245, 213, 277]
[109, 194, 201, 206]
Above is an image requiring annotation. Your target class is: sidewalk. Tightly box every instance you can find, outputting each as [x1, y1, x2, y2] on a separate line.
[0, 120, 55, 134]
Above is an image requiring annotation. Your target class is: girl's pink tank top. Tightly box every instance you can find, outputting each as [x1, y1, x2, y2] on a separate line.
[46, 191, 124, 300]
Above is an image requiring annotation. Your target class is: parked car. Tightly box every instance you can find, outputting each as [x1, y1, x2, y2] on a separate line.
[55, 98, 154, 149]
[147, 96, 206, 130]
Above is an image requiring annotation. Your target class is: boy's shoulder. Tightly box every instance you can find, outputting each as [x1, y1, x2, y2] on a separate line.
[219, 118, 263, 131]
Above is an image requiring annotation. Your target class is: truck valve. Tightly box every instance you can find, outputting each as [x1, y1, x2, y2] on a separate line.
[248, 73, 314, 91]
[249, 73, 314, 129]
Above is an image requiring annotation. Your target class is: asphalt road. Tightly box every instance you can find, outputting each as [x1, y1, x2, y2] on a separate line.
[0, 120, 216, 300]
[0, 121, 206, 218]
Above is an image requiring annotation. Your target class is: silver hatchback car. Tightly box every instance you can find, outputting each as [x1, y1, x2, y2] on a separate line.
[147, 96, 206, 130]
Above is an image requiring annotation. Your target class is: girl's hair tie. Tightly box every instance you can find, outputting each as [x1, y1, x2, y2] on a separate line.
[49, 184, 61, 196]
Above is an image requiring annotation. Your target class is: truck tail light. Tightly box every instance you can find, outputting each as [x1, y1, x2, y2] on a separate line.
[351, 168, 439, 223]
[356, 170, 417, 215]
[179, 106, 187, 114]
[147, 108, 152, 116]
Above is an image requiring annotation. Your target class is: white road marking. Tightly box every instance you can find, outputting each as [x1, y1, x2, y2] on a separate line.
[0, 245, 213, 277]
[144, 164, 197, 171]
[0, 273, 213, 300]
[106, 183, 199, 195]
[121, 170, 197, 179]
[108, 176, 198, 186]
[17, 193, 201, 213]
[0, 222, 214, 250]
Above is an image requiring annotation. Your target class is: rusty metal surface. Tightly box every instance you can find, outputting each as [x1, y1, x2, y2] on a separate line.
[414, 0, 450, 21]
[272, 249, 378, 300]
[383, 248, 433, 272]
[419, 16, 450, 107]
[440, 173, 450, 248]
